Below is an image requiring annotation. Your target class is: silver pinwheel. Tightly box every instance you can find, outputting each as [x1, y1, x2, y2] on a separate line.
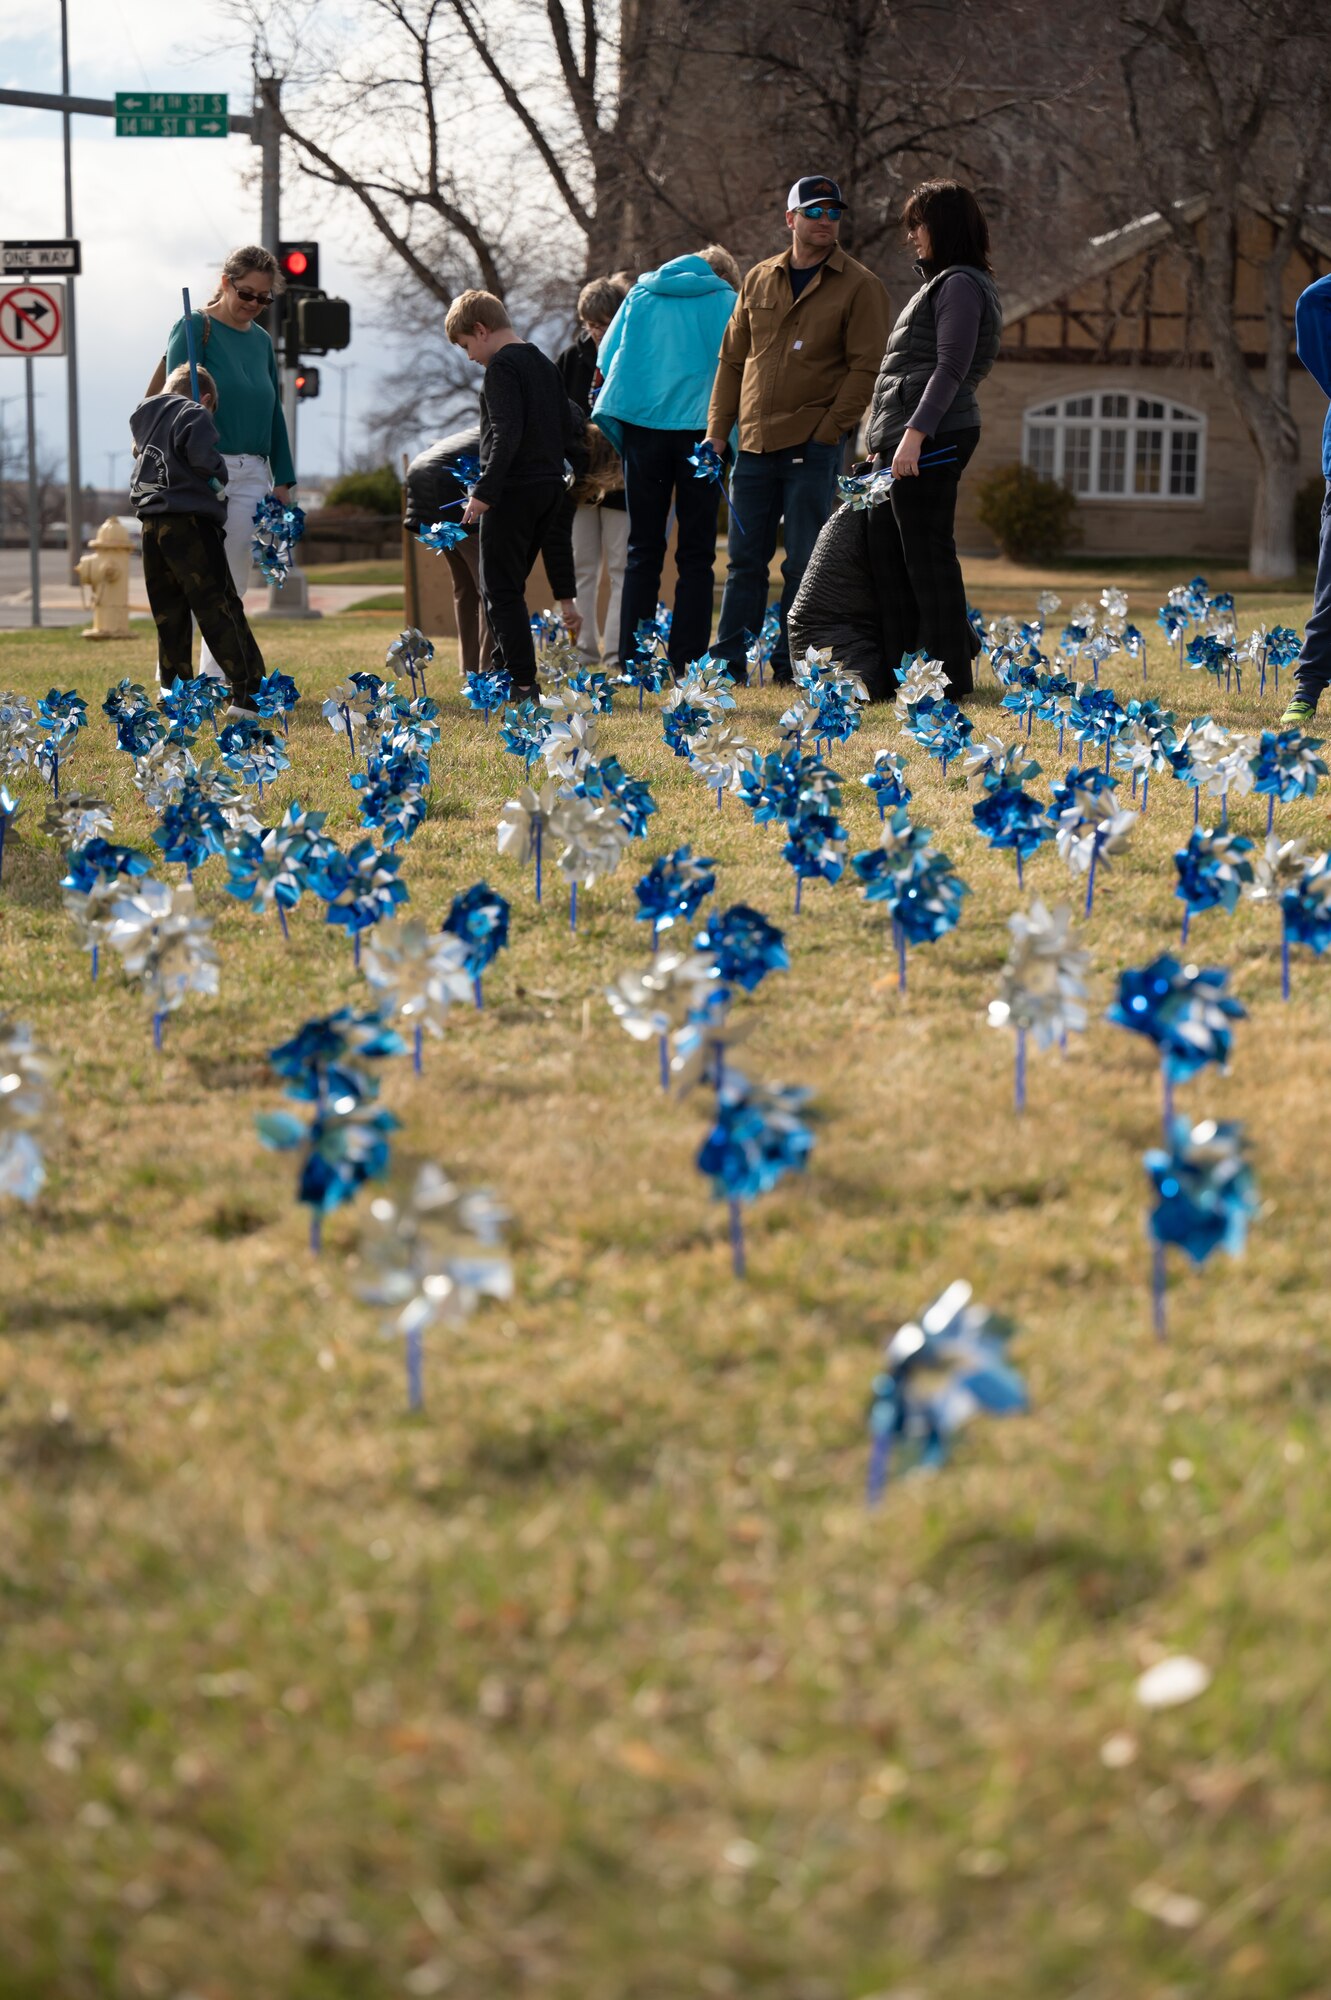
[359, 1163, 513, 1408]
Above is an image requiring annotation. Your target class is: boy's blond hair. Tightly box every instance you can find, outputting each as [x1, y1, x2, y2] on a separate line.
[165, 362, 218, 404]
[445, 289, 513, 343]
[700, 244, 741, 289]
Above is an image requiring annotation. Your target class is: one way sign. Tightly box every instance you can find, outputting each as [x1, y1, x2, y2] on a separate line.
[0, 283, 67, 358]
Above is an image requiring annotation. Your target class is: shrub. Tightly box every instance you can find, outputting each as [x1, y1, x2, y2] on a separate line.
[975, 461, 1081, 564]
[323, 466, 402, 516]
[1295, 474, 1325, 565]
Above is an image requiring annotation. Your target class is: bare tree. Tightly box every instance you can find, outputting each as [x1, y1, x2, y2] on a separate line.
[1117, 0, 1331, 576]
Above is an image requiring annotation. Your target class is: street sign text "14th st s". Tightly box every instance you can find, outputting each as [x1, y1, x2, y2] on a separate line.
[0, 283, 67, 359]
[115, 92, 229, 138]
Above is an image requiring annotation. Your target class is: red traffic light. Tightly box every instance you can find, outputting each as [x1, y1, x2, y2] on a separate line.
[278, 242, 319, 290]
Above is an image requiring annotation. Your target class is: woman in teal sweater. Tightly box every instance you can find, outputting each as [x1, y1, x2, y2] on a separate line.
[164, 244, 296, 677]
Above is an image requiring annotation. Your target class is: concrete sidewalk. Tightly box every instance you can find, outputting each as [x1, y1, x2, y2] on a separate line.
[0, 563, 380, 631]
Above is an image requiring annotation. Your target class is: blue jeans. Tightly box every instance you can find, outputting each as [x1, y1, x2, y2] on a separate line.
[713, 440, 841, 678]
[1294, 480, 1331, 706]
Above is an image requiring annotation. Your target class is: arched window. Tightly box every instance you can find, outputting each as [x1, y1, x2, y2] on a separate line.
[1022, 391, 1206, 501]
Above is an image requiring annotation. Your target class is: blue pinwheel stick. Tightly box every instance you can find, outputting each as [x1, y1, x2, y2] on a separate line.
[689, 441, 746, 536]
[181, 287, 201, 401]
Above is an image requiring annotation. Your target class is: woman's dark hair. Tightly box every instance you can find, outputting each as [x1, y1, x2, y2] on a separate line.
[901, 181, 992, 273]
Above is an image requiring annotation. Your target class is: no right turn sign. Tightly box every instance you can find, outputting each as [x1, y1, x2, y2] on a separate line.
[0, 283, 67, 358]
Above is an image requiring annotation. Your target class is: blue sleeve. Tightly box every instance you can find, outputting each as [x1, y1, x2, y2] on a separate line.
[1295, 277, 1331, 400]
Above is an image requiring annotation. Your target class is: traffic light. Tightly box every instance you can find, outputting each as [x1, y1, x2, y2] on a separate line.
[295, 366, 321, 400]
[278, 241, 320, 292]
[297, 295, 351, 353]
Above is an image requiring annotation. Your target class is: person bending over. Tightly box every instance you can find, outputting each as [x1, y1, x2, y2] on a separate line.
[130, 362, 264, 714]
[787, 501, 886, 693]
[447, 288, 581, 699]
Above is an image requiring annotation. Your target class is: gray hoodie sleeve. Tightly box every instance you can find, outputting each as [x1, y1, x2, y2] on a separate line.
[907, 272, 984, 440]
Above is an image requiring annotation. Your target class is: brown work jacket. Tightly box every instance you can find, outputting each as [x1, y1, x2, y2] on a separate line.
[707, 244, 891, 454]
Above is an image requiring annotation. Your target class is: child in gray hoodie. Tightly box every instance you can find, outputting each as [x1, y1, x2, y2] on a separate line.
[130, 363, 265, 710]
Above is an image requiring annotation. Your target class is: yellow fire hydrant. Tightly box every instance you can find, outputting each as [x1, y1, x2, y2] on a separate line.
[76, 518, 134, 642]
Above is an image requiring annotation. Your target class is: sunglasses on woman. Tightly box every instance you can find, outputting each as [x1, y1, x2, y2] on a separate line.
[799, 204, 844, 220]
[232, 284, 272, 305]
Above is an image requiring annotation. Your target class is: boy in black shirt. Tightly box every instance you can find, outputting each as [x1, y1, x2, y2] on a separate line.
[447, 289, 581, 697]
[129, 362, 265, 713]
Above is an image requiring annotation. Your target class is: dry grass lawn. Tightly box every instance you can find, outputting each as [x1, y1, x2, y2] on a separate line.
[1, 575, 1328, 2000]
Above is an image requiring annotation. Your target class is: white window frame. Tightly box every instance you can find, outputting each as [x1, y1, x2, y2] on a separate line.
[1021, 389, 1207, 503]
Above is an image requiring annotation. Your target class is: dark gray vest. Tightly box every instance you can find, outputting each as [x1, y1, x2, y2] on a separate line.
[867, 264, 1002, 455]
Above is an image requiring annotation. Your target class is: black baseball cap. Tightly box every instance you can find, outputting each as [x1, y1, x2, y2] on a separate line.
[787, 176, 847, 211]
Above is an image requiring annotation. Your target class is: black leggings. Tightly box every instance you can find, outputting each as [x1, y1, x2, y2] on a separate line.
[868, 428, 980, 698]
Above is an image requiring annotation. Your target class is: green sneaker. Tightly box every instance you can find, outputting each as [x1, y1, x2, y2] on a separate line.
[1281, 700, 1317, 730]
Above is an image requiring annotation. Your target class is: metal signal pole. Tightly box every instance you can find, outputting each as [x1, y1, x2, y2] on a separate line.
[59, 0, 82, 580]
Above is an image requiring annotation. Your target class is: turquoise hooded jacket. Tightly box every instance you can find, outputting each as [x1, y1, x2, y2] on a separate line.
[591, 255, 738, 454]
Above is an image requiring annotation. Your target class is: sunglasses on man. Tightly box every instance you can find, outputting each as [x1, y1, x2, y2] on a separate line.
[799, 204, 844, 220]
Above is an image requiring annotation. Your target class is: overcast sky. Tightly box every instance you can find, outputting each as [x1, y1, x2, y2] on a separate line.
[0, 0, 414, 490]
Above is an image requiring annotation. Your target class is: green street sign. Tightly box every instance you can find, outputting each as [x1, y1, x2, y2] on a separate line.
[115, 92, 229, 138]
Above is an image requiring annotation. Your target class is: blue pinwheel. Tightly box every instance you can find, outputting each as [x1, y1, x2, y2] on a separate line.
[35, 688, 87, 796]
[688, 439, 745, 534]
[694, 903, 789, 993]
[152, 778, 227, 874]
[416, 518, 468, 552]
[972, 786, 1053, 887]
[697, 1068, 813, 1275]
[1108, 954, 1246, 1127]
[567, 669, 615, 714]
[251, 495, 305, 583]
[500, 699, 553, 766]
[1281, 852, 1331, 998]
[1174, 828, 1254, 942]
[61, 838, 153, 895]
[852, 809, 967, 986]
[218, 717, 291, 795]
[443, 881, 511, 1004]
[1186, 632, 1239, 692]
[782, 804, 848, 910]
[254, 671, 301, 734]
[662, 693, 713, 757]
[866, 1279, 1026, 1499]
[861, 750, 911, 820]
[114, 706, 168, 757]
[259, 1007, 404, 1247]
[577, 756, 657, 840]
[906, 700, 973, 774]
[0, 784, 20, 884]
[309, 838, 410, 960]
[617, 651, 671, 710]
[158, 674, 215, 744]
[101, 679, 153, 724]
[1250, 729, 1327, 833]
[1144, 1116, 1257, 1338]
[224, 807, 325, 934]
[635, 845, 716, 942]
[385, 628, 435, 698]
[462, 669, 510, 724]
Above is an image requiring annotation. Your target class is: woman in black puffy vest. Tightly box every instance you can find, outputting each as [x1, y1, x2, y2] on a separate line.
[865, 181, 1002, 697]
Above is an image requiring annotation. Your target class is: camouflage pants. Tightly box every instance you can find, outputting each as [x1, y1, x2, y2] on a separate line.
[140, 512, 265, 705]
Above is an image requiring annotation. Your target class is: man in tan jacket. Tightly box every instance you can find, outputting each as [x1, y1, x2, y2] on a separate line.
[704, 176, 890, 683]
